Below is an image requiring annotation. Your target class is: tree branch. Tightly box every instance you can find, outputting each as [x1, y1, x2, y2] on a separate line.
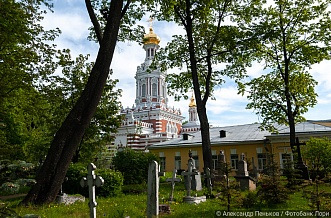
[85, 0, 103, 44]
[121, 0, 131, 18]
[174, 5, 187, 28]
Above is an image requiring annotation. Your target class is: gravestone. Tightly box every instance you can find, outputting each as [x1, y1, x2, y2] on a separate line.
[295, 137, 310, 180]
[237, 153, 249, 176]
[183, 150, 202, 191]
[56, 177, 84, 205]
[147, 160, 165, 218]
[80, 163, 104, 218]
[166, 169, 182, 202]
[203, 167, 215, 196]
[234, 153, 256, 191]
[182, 150, 206, 204]
[216, 150, 227, 181]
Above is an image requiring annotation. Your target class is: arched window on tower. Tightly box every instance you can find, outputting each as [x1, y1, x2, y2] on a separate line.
[152, 83, 157, 96]
[151, 48, 155, 57]
[142, 84, 146, 97]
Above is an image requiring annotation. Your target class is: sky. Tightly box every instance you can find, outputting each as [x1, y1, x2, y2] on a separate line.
[41, 0, 331, 127]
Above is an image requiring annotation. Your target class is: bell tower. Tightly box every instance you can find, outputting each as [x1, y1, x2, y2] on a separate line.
[113, 23, 184, 150]
[135, 26, 167, 109]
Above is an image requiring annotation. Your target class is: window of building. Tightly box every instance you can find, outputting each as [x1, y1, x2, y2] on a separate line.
[159, 152, 166, 171]
[230, 154, 238, 170]
[256, 147, 267, 170]
[257, 153, 267, 170]
[230, 149, 238, 170]
[212, 150, 218, 170]
[175, 152, 181, 169]
[152, 83, 157, 96]
[280, 153, 293, 169]
[166, 122, 171, 133]
[191, 150, 199, 170]
[142, 84, 146, 97]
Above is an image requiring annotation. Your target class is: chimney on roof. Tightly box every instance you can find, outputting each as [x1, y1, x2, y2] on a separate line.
[220, 130, 226, 138]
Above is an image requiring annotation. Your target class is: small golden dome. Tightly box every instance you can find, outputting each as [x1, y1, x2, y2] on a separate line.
[189, 95, 196, 107]
[143, 27, 160, 45]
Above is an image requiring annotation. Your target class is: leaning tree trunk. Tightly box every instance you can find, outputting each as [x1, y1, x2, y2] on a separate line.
[21, 0, 124, 205]
[184, 0, 213, 172]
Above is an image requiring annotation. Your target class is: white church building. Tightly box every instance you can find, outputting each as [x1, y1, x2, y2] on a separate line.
[111, 26, 191, 151]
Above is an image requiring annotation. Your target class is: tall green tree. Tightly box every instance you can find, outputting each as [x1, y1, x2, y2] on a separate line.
[0, 0, 60, 161]
[238, 0, 331, 155]
[154, 0, 250, 173]
[41, 50, 123, 164]
[22, 0, 153, 205]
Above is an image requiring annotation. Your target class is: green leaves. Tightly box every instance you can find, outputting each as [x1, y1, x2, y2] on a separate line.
[302, 137, 331, 174]
[239, 0, 330, 131]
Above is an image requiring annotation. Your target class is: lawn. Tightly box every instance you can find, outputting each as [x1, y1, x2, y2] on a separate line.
[2, 181, 331, 218]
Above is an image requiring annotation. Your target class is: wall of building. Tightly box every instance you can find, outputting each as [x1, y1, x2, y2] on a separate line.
[149, 142, 290, 173]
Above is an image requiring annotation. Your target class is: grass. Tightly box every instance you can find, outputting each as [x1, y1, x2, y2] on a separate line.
[2, 181, 331, 217]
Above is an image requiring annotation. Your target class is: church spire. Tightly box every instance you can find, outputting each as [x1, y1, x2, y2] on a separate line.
[135, 22, 167, 108]
[189, 92, 198, 122]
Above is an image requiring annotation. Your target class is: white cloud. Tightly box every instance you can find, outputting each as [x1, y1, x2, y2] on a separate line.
[44, 1, 330, 128]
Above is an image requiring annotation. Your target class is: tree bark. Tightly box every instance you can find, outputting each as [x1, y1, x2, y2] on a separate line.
[184, 0, 213, 172]
[21, 0, 124, 205]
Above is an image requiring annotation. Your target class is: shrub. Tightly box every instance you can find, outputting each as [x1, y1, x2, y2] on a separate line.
[0, 182, 20, 195]
[15, 178, 36, 186]
[258, 153, 290, 205]
[63, 163, 88, 196]
[112, 149, 159, 185]
[240, 191, 259, 209]
[63, 163, 123, 197]
[0, 160, 35, 183]
[95, 168, 123, 197]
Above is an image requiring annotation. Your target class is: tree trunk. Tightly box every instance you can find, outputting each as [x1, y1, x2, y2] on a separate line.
[184, 0, 213, 172]
[21, 0, 124, 205]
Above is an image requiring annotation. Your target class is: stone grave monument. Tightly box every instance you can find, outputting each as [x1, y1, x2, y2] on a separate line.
[216, 150, 227, 181]
[183, 150, 202, 191]
[147, 160, 167, 218]
[181, 150, 206, 204]
[250, 157, 259, 182]
[166, 169, 182, 202]
[203, 167, 215, 196]
[56, 177, 85, 205]
[234, 153, 256, 191]
[80, 163, 104, 218]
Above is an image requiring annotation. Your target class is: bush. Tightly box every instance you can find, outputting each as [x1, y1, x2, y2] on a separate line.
[112, 149, 159, 185]
[240, 191, 259, 209]
[63, 163, 123, 197]
[0, 182, 20, 195]
[63, 162, 87, 195]
[95, 168, 123, 197]
[0, 160, 35, 183]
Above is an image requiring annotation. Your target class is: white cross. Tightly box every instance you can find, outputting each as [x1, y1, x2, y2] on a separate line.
[147, 16, 154, 28]
[80, 163, 104, 218]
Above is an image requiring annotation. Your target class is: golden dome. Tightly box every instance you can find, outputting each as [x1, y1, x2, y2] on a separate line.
[189, 95, 196, 107]
[143, 27, 160, 45]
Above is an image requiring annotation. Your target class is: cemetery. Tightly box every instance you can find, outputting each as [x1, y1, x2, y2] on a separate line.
[3, 0, 331, 217]
[1, 145, 331, 217]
